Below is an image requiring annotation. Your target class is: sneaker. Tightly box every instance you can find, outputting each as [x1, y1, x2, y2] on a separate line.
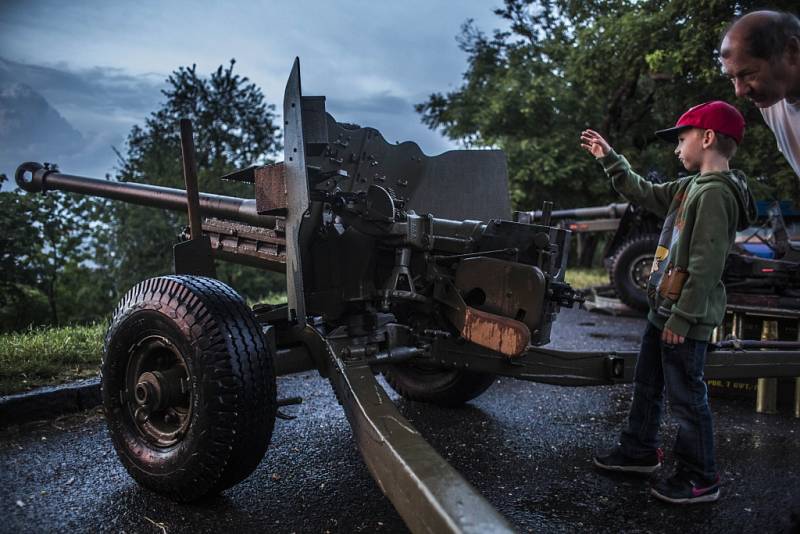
[593, 446, 664, 474]
[650, 468, 720, 504]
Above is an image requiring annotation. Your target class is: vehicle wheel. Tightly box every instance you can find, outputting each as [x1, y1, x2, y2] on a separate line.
[383, 364, 495, 407]
[609, 234, 659, 313]
[101, 275, 276, 502]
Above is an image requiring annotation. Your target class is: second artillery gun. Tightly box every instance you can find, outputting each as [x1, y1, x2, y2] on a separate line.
[15, 59, 800, 533]
[522, 199, 800, 314]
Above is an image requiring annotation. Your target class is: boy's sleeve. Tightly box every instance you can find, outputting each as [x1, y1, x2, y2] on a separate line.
[664, 188, 737, 337]
[599, 150, 681, 218]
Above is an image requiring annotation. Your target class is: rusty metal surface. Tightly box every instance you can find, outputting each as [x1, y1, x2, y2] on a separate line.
[454, 257, 546, 334]
[255, 163, 288, 214]
[318, 331, 516, 534]
[459, 307, 530, 358]
[436, 277, 531, 358]
[198, 218, 286, 272]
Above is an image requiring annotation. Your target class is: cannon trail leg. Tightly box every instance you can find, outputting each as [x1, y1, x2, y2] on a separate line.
[321, 338, 514, 533]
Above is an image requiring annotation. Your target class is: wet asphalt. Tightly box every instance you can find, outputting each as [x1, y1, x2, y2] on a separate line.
[1, 307, 799, 533]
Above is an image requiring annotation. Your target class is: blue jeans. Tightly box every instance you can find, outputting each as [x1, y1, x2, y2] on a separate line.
[619, 322, 717, 479]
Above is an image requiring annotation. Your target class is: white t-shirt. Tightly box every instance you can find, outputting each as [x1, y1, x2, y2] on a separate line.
[760, 99, 800, 178]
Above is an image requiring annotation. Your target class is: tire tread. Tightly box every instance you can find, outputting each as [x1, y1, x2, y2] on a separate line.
[102, 275, 276, 502]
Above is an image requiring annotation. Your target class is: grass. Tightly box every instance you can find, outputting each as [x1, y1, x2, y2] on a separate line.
[565, 267, 609, 290]
[0, 291, 287, 396]
[0, 323, 105, 396]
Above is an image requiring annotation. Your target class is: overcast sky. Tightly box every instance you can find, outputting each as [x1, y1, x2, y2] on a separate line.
[0, 0, 507, 186]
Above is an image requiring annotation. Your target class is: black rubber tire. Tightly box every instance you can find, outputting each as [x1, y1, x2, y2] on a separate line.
[101, 275, 276, 502]
[609, 234, 659, 313]
[382, 364, 495, 407]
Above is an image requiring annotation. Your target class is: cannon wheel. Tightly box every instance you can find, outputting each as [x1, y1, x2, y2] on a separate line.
[101, 275, 276, 502]
[609, 234, 659, 313]
[383, 364, 495, 407]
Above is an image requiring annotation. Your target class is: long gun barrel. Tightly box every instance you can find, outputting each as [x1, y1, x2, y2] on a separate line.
[520, 202, 629, 222]
[15, 162, 278, 228]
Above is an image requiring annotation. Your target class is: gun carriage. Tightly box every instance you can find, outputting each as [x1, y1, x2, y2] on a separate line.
[15, 59, 800, 533]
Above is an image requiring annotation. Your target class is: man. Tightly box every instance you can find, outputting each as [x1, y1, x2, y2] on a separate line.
[720, 10, 800, 179]
[722, 12, 800, 525]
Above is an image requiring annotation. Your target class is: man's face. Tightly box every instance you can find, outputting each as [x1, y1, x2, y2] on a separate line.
[674, 129, 705, 171]
[721, 34, 793, 108]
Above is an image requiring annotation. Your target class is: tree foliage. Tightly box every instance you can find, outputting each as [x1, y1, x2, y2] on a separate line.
[110, 60, 284, 298]
[0, 173, 113, 331]
[417, 0, 799, 210]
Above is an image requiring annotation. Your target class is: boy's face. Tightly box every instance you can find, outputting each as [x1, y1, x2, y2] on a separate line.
[674, 129, 705, 171]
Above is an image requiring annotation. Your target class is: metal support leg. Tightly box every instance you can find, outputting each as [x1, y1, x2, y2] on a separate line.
[318, 331, 515, 534]
[756, 320, 779, 414]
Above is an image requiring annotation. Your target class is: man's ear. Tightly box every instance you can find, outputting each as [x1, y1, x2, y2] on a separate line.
[702, 129, 716, 149]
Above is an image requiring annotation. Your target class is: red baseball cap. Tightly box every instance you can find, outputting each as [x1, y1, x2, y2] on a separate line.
[655, 101, 746, 144]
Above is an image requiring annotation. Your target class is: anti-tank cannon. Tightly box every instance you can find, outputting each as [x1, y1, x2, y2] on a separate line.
[15, 59, 800, 533]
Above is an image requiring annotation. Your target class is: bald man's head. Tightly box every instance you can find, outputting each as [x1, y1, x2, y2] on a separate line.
[721, 10, 800, 62]
[720, 10, 800, 107]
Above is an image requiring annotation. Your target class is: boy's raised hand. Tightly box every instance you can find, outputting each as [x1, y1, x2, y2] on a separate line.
[580, 129, 612, 159]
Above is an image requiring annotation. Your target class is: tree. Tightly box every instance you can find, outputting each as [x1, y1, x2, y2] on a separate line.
[0, 173, 113, 330]
[110, 60, 284, 299]
[417, 0, 799, 211]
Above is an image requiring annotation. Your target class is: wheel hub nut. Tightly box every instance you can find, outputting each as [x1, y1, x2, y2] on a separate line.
[135, 372, 163, 410]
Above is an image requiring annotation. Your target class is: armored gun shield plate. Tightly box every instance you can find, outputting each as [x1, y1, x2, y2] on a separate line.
[302, 113, 511, 222]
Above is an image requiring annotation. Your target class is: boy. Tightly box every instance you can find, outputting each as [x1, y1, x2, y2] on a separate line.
[580, 100, 756, 504]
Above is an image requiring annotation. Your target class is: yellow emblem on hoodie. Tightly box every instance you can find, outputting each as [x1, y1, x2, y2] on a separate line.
[651, 245, 669, 273]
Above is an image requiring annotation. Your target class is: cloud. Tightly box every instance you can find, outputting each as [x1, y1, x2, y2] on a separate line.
[328, 92, 411, 117]
[0, 58, 167, 186]
[323, 92, 455, 156]
[0, 57, 165, 134]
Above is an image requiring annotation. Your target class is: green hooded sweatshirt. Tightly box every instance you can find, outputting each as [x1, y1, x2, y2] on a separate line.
[599, 150, 756, 341]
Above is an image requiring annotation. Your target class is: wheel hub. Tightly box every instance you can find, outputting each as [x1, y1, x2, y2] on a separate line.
[124, 336, 192, 448]
[135, 369, 186, 412]
[135, 373, 158, 409]
[630, 255, 652, 290]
